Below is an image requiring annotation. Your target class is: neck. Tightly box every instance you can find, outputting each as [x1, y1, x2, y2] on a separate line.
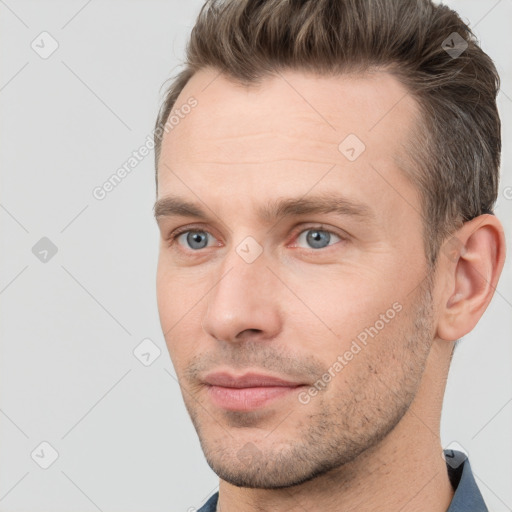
[216, 340, 455, 512]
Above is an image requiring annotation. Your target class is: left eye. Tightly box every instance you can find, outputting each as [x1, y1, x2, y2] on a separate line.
[293, 228, 342, 250]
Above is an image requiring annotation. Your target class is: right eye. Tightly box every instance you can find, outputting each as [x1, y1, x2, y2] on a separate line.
[168, 228, 219, 251]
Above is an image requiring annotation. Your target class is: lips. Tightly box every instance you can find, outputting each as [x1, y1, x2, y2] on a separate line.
[203, 371, 306, 411]
[203, 372, 303, 388]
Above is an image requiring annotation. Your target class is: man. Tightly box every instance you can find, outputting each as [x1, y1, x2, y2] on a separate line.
[153, 0, 506, 510]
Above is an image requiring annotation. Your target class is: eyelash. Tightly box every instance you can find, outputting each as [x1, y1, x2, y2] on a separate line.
[166, 224, 347, 253]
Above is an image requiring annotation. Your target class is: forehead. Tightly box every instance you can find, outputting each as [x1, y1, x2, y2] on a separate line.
[160, 68, 419, 157]
[157, 68, 421, 218]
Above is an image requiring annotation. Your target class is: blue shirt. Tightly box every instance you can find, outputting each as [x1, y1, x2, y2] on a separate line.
[197, 450, 487, 511]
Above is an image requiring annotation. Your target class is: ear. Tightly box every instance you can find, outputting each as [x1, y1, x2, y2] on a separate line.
[436, 214, 506, 341]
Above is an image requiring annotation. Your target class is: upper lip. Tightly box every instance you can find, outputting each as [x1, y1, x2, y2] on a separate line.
[203, 372, 304, 388]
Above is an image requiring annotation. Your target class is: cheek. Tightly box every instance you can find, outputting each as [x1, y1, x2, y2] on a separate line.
[156, 261, 175, 329]
[156, 261, 208, 362]
[284, 272, 410, 394]
[314, 313, 408, 407]
[156, 258, 198, 324]
[289, 268, 403, 348]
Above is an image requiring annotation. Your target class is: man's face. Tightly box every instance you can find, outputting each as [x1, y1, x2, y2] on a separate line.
[155, 68, 436, 488]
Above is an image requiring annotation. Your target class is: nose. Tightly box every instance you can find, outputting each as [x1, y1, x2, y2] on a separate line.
[201, 248, 283, 344]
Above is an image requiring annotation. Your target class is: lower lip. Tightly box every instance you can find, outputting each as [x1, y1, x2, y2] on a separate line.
[206, 385, 302, 411]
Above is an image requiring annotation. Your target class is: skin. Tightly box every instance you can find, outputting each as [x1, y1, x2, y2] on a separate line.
[155, 67, 506, 512]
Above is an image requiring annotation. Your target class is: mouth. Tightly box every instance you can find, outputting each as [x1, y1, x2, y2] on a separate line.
[202, 371, 307, 412]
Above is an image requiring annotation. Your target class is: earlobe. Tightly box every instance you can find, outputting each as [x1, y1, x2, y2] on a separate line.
[436, 214, 506, 342]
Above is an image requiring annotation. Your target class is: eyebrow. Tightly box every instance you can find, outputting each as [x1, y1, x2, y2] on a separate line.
[154, 193, 374, 226]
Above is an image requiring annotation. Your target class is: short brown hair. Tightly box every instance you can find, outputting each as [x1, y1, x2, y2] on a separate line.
[154, 0, 501, 266]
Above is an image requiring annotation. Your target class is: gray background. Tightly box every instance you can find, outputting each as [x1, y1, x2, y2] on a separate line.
[0, 0, 511, 510]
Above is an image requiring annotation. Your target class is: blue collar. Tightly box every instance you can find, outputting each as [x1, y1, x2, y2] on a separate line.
[197, 450, 487, 511]
[445, 450, 488, 511]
